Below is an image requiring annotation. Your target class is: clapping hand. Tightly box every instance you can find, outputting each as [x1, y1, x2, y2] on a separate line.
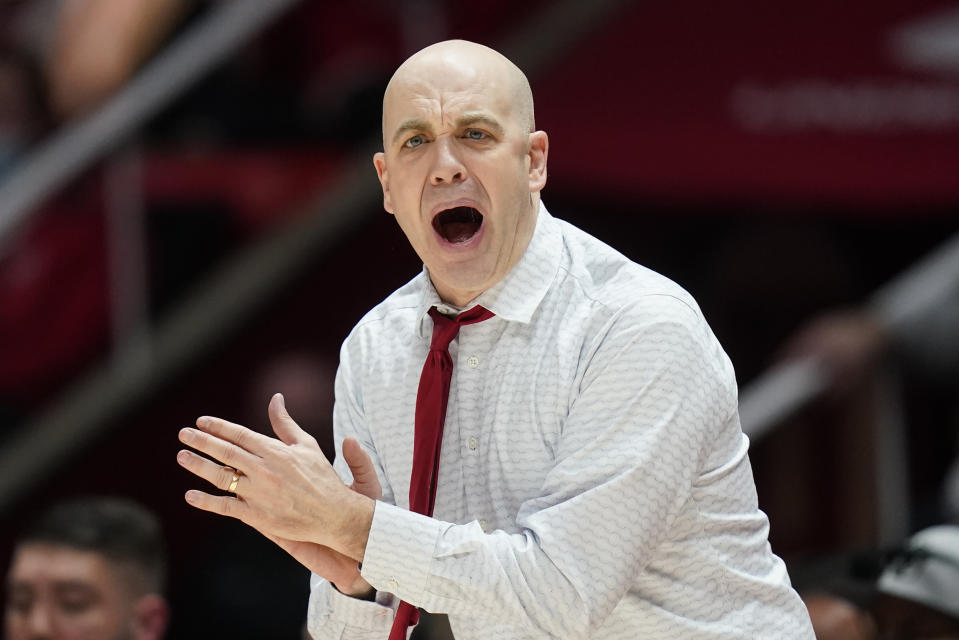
[177, 394, 379, 595]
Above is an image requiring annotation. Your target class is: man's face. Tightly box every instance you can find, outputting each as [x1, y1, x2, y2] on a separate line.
[5, 544, 138, 640]
[374, 46, 547, 306]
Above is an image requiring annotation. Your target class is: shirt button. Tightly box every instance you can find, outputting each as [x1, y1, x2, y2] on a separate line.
[387, 578, 399, 591]
[467, 436, 479, 451]
[467, 355, 480, 368]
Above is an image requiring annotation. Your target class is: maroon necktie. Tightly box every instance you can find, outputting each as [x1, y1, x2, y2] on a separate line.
[388, 305, 494, 640]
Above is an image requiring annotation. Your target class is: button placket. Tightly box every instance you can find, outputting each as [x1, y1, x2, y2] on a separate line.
[453, 321, 489, 528]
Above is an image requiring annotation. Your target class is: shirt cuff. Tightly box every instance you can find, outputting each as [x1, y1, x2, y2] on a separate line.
[360, 500, 448, 605]
[308, 572, 396, 634]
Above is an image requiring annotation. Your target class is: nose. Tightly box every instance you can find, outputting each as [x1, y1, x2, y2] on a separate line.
[23, 604, 54, 639]
[429, 136, 467, 186]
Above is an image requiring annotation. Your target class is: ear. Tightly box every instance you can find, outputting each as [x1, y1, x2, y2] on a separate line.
[527, 131, 548, 193]
[372, 152, 394, 214]
[132, 594, 170, 640]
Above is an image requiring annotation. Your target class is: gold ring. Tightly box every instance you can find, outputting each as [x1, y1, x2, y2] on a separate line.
[227, 469, 241, 493]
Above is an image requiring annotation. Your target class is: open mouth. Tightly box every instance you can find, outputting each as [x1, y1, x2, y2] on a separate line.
[432, 206, 483, 244]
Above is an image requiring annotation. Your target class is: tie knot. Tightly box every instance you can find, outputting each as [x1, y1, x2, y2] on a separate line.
[427, 305, 494, 351]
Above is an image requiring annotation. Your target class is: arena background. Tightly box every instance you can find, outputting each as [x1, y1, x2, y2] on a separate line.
[1, 1, 957, 637]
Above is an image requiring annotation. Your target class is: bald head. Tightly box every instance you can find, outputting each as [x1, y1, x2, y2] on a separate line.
[371, 39, 548, 306]
[382, 40, 534, 146]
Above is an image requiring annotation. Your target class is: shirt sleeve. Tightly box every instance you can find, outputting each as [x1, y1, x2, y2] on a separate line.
[358, 296, 738, 638]
[306, 572, 399, 639]
[307, 340, 401, 640]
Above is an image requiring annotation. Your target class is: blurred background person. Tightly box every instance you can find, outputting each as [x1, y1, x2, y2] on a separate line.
[1, 0, 193, 127]
[803, 591, 877, 640]
[873, 524, 959, 639]
[4, 496, 170, 640]
[44, 0, 194, 122]
[801, 524, 959, 640]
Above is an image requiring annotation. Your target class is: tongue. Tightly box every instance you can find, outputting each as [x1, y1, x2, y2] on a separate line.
[435, 207, 482, 243]
[444, 222, 479, 243]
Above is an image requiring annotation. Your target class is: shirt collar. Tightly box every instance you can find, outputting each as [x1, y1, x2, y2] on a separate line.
[415, 201, 561, 337]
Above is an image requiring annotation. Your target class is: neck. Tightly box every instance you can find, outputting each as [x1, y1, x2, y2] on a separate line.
[433, 284, 481, 309]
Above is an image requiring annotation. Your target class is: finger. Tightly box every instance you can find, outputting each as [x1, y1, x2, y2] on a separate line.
[179, 426, 261, 472]
[177, 449, 247, 494]
[268, 393, 311, 446]
[194, 415, 275, 457]
[184, 489, 247, 519]
[343, 438, 382, 499]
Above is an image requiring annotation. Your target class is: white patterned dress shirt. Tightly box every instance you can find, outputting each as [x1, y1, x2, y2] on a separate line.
[307, 203, 814, 639]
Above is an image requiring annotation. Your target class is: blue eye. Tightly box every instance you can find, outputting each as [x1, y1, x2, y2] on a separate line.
[404, 135, 425, 148]
[465, 129, 486, 140]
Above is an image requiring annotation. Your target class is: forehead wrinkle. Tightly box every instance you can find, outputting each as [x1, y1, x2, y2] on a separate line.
[389, 89, 502, 145]
[385, 90, 440, 141]
[382, 44, 530, 142]
[390, 117, 432, 146]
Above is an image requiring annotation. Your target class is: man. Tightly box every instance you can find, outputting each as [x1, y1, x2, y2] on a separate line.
[873, 524, 959, 639]
[177, 40, 815, 638]
[799, 524, 959, 640]
[4, 497, 170, 640]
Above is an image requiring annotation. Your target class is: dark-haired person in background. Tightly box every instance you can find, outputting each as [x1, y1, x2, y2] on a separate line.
[4, 496, 169, 640]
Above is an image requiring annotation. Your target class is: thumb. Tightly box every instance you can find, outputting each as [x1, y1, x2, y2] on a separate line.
[268, 393, 307, 445]
[343, 437, 381, 499]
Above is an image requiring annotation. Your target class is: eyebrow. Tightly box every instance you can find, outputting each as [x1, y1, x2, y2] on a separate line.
[53, 581, 98, 592]
[391, 118, 432, 146]
[458, 113, 505, 137]
[390, 113, 505, 146]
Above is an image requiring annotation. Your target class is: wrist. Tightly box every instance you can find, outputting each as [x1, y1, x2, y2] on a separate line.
[333, 573, 375, 600]
[335, 493, 375, 561]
